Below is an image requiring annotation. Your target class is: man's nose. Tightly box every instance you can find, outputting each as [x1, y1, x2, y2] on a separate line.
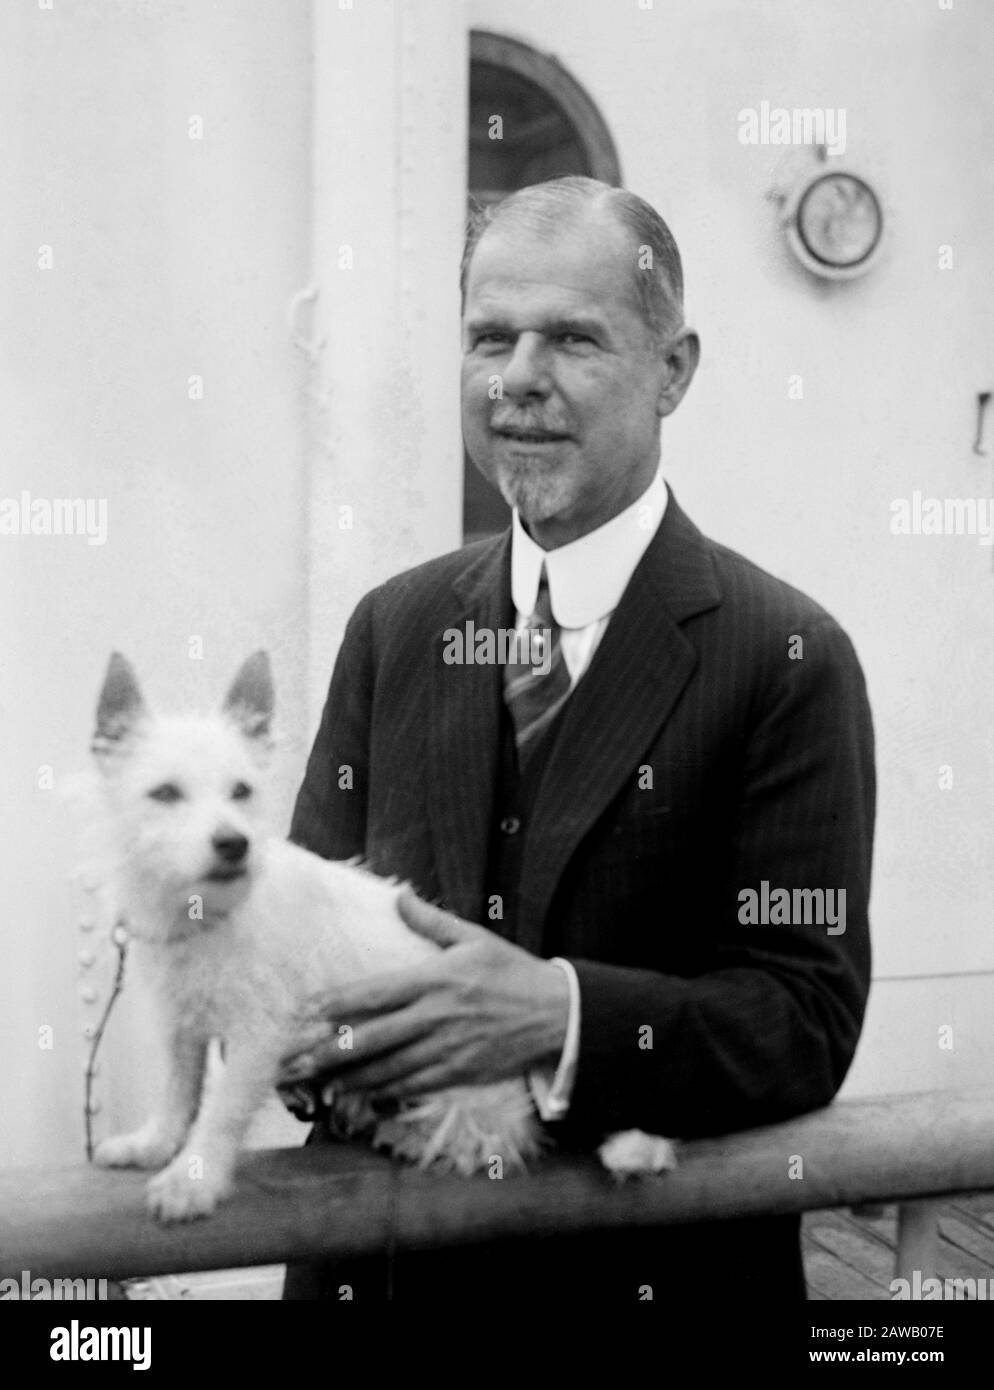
[212, 831, 249, 864]
[502, 333, 551, 398]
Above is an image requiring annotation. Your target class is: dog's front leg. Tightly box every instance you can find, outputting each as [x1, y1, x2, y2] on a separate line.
[94, 1030, 207, 1172]
[145, 1034, 275, 1223]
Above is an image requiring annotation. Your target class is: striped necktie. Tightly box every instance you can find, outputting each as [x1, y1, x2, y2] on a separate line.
[503, 565, 572, 765]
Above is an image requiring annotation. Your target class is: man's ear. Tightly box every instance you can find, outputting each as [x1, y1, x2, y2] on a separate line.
[222, 651, 274, 742]
[655, 328, 700, 420]
[92, 652, 147, 762]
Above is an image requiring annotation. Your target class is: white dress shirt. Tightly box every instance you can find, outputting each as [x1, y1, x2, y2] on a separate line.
[515, 469, 669, 1120]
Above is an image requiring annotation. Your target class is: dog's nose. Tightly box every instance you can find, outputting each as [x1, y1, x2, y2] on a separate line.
[212, 832, 249, 864]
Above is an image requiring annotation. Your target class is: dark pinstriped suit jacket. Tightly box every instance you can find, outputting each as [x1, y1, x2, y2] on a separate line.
[291, 490, 874, 1148]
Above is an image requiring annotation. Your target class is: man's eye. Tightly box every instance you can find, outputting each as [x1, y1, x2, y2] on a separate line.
[148, 783, 182, 803]
[474, 333, 509, 348]
[231, 782, 253, 801]
[559, 332, 594, 346]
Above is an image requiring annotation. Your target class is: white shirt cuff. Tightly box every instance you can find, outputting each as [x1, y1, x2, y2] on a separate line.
[528, 957, 580, 1122]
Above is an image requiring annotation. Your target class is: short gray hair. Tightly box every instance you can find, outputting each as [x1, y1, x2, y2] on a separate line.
[460, 176, 685, 344]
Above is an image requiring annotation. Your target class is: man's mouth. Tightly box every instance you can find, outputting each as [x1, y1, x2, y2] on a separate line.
[493, 426, 570, 444]
[204, 866, 248, 884]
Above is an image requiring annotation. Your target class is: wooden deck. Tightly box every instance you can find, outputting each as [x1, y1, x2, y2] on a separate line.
[803, 1194, 994, 1300]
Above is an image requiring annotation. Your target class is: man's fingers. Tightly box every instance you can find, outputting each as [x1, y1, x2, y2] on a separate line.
[290, 1018, 339, 1055]
[397, 888, 478, 947]
[280, 1008, 433, 1083]
[335, 1044, 454, 1096]
[316, 1011, 436, 1075]
[294, 968, 436, 1033]
[334, 966, 441, 1016]
[367, 1066, 455, 1102]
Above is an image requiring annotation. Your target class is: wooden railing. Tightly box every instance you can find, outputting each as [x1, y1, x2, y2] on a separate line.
[4, 1090, 993, 1285]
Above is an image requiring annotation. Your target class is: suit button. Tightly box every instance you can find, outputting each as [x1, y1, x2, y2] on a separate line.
[500, 815, 521, 835]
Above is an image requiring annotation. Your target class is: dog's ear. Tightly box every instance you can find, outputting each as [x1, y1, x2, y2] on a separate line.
[222, 651, 274, 742]
[92, 652, 147, 761]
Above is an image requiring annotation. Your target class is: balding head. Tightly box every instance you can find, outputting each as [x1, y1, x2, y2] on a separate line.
[461, 176, 685, 346]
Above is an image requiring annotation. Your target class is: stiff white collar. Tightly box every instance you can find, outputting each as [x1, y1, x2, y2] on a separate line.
[510, 470, 668, 628]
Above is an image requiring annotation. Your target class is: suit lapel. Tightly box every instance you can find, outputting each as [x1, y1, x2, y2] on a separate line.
[428, 534, 513, 921]
[515, 495, 723, 953]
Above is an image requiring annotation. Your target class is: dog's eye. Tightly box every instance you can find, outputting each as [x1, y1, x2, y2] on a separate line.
[231, 782, 253, 801]
[148, 783, 183, 803]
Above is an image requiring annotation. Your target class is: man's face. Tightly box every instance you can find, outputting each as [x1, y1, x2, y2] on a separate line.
[461, 212, 674, 548]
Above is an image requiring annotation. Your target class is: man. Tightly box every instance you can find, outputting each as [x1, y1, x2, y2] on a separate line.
[281, 176, 875, 1302]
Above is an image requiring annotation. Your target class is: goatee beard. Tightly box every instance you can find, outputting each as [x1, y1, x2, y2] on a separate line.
[495, 464, 567, 525]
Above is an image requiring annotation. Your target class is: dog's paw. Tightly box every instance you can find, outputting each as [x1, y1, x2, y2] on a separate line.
[145, 1160, 231, 1224]
[94, 1129, 178, 1171]
[597, 1129, 678, 1181]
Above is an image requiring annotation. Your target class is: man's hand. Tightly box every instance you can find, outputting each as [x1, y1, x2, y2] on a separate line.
[279, 889, 569, 1101]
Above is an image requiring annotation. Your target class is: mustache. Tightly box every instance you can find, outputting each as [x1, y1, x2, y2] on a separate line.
[490, 410, 573, 435]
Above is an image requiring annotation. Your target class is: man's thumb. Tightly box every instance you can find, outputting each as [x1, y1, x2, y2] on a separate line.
[397, 888, 474, 947]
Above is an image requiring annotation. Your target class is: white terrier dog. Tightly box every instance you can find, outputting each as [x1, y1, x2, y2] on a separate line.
[89, 652, 674, 1223]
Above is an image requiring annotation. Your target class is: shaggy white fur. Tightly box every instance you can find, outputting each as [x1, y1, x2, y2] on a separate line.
[86, 652, 674, 1224]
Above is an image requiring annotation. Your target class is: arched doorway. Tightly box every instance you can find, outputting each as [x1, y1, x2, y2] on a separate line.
[463, 32, 622, 541]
